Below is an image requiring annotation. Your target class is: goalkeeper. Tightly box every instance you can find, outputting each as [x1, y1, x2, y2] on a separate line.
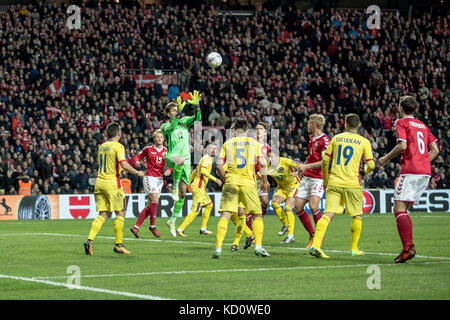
[161, 90, 202, 237]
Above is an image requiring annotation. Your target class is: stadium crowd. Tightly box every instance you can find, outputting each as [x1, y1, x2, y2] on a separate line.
[0, 1, 448, 196]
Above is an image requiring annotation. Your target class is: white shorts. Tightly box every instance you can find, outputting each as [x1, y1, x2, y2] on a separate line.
[143, 176, 164, 196]
[257, 178, 268, 197]
[394, 174, 430, 204]
[295, 177, 324, 200]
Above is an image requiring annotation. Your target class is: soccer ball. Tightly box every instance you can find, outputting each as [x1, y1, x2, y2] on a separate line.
[206, 52, 222, 68]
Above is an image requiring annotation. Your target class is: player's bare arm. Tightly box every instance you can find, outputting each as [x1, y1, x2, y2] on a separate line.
[121, 160, 145, 177]
[429, 141, 439, 162]
[378, 141, 407, 166]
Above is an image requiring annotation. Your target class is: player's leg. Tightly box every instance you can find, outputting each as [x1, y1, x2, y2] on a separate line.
[113, 210, 130, 254]
[392, 175, 428, 263]
[281, 196, 296, 243]
[167, 179, 188, 237]
[309, 178, 325, 225]
[131, 176, 151, 238]
[147, 192, 160, 237]
[260, 194, 269, 217]
[272, 193, 288, 236]
[310, 186, 343, 258]
[213, 211, 232, 258]
[344, 188, 365, 256]
[111, 189, 130, 254]
[309, 196, 323, 225]
[86, 188, 109, 255]
[294, 197, 315, 248]
[171, 155, 185, 201]
[241, 186, 269, 257]
[200, 193, 214, 235]
[177, 188, 202, 236]
[213, 183, 239, 258]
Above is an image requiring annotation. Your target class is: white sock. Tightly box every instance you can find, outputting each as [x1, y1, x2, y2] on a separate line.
[216, 247, 222, 253]
[287, 234, 294, 239]
[134, 225, 139, 229]
[200, 228, 206, 231]
[255, 245, 262, 250]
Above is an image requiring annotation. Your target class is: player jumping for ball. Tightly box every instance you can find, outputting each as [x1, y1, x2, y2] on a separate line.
[160, 90, 202, 237]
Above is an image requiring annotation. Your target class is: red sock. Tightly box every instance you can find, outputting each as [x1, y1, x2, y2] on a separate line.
[149, 202, 158, 227]
[135, 207, 149, 228]
[312, 209, 322, 225]
[246, 214, 253, 231]
[296, 209, 315, 236]
[262, 206, 267, 217]
[395, 211, 414, 251]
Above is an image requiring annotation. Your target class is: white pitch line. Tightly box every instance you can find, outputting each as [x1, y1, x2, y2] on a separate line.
[0, 274, 171, 300]
[2, 232, 450, 261]
[31, 260, 450, 280]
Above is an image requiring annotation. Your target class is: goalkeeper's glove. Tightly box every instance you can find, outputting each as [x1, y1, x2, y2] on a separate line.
[176, 96, 187, 112]
[188, 90, 202, 108]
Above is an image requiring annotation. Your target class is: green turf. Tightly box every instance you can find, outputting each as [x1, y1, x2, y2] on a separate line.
[0, 213, 449, 300]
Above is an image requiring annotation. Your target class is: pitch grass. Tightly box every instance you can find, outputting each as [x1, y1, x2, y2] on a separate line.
[0, 213, 449, 300]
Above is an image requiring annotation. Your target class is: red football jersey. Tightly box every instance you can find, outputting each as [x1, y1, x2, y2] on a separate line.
[135, 145, 168, 177]
[304, 133, 330, 179]
[395, 117, 437, 175]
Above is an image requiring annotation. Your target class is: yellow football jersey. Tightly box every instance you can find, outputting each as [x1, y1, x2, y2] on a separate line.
[190, 154, 214, 190]
[268, 157, 299, 189]
[95, 140, 127, 189]
[323, 131, 374, 188]
[219, 135, 263, 187]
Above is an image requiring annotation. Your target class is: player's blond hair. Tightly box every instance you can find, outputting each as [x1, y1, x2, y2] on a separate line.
[309, 114, 326, 130]
[152, 129, 163, 139]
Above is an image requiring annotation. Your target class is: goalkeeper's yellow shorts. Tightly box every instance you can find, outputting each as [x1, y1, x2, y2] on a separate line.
[324, 185, 363, 216]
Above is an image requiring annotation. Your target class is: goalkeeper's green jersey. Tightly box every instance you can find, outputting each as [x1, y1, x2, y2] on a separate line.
[160, 109, 201, 164]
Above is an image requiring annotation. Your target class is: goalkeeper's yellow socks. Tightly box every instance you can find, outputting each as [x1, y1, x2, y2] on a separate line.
[311, 215, 331, 249]
[170, 198, 185, 223]
[253, 217, 264, 247]
[88, 215, 105, 241]
[201, 203, 213, 230]
[285, 205, 295, 236]
[215, 217, 229, 251]
[350, 216, 363, 252]
[113, 216, 125, 245]
[272, 202, 288, 226]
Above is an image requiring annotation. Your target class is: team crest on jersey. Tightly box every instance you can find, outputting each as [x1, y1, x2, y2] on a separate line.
[314, 142, 318, 147]
[279, 167, 284, 172]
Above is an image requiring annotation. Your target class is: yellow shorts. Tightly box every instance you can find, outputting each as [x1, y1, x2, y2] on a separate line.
[324, 185, 363, 216]
[219, 183, 261, 214]
[190, 187, 212, 213]
[94, 187, 125, 212]
[273, 182, 300, 200]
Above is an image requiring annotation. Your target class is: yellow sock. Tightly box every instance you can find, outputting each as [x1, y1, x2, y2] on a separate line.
[253, 217, 264, 246]
[312, 215, 331, 249]
[88, 215, 105, 240]
[179, 210, 199, 231]
[285, 206, 295, 236]
[243, 223, 253, 238]
[350, 216, 362, 251]
[201, 203, 213, 229]
[113, 216, 125, 244]
[215, 217, 229, 250]
[273, 202, 288, 226]
[231, 214, 244, 246]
